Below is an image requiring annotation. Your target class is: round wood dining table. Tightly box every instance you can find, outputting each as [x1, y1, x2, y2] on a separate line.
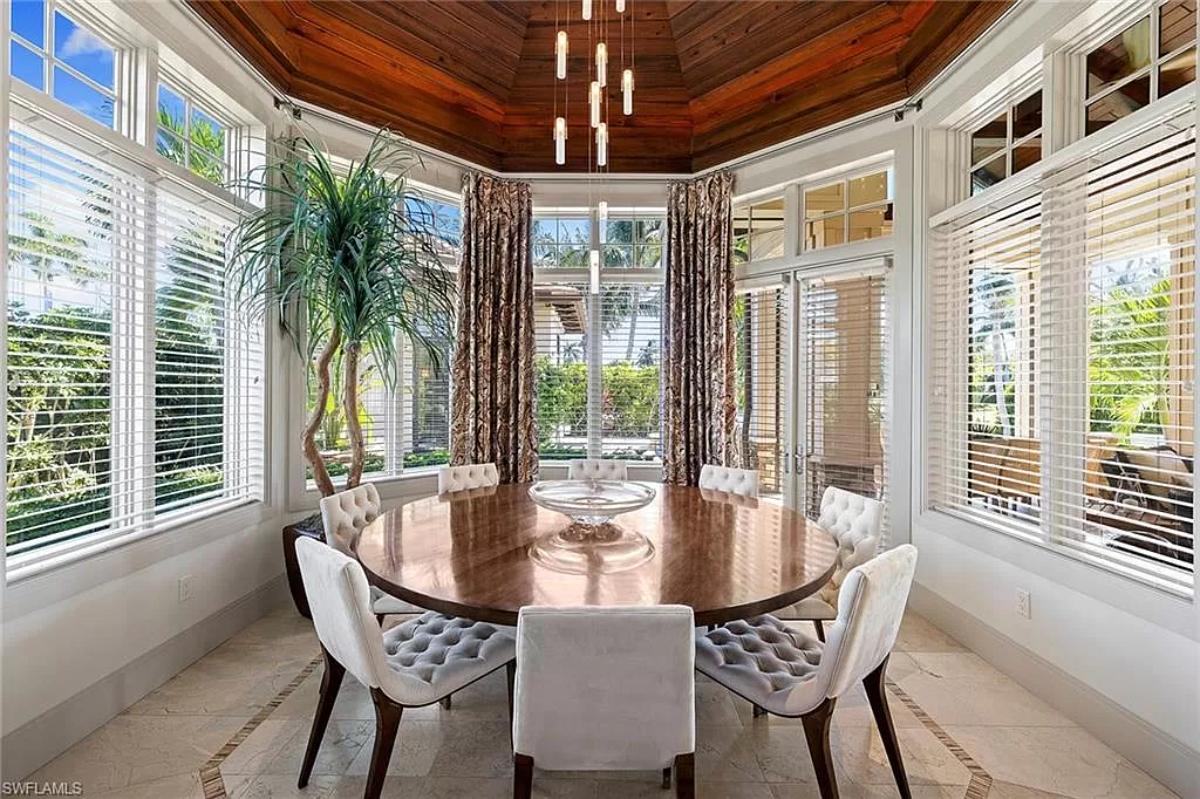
[354, 482, 839, 627]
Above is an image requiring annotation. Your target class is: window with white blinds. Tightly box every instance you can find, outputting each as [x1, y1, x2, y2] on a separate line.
[803, 273, 889, 523]
[5, 117, 265, 557]
[600, 283, 662, 460]
[929, 106, 1196, 592]
[534, 284, 589, 460]
[734, 286, 788, 495]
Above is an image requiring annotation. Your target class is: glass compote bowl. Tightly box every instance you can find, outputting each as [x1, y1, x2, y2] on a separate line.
[527, 480, 657, 574]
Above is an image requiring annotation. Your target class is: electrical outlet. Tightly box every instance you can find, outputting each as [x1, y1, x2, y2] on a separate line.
[1016, 588, 1031, 619]
[178, 575, 194, 603]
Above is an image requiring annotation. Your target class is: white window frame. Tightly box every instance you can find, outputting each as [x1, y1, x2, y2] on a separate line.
[3, 3, 271, 574]
[801, 165, 895, 253]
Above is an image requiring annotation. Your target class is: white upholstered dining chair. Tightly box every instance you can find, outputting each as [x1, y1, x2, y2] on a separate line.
[512, 606, 697, 798]
[438, 462, 500, 494]
[696, 544, 918, 799]
[294, 537, 516, 799]
[567, 458, 628, 480]
[319, 484, 421, 621]
[776, 486, 883, 641]
[698, 464, 759, 498]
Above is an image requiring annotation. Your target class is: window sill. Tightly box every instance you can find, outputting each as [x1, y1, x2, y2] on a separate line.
[916, 506, 1196, 638]
[5, 497, 272, 586]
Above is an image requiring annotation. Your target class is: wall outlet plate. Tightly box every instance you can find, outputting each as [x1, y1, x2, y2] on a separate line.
[1016, 588, 1031, 619]
[178, 575, 194, 603]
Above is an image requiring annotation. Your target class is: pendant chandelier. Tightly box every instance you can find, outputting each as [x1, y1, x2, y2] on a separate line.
[553, 0, 634, 294]
[552, 0, 634, 169]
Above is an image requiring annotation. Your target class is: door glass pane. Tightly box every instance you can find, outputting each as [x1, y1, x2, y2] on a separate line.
[1086, 16, 1151, 98]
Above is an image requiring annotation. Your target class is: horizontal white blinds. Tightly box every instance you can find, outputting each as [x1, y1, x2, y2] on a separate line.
[6, 120, 265, 556]
[402, 333, 452, 472]
[734, 286, 788, 495]
[803, 273, 889, 532]
[929, 107, 1195, 593]
[534, 283, 588, 460]
[599, 283, 662, 460]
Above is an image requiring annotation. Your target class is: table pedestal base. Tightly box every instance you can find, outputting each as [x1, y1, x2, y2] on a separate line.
[528, 522, 655, 575]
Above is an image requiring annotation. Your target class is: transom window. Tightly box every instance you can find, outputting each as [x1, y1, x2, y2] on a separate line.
[970, 91, 1043, 196]
[9, 0, 116, 129]
[1085, 0, 1197, 135]
[733, 197, 785, 263]
[156, 83, 228, 183]
[534, 214, 591, 268]
[804, 169, 893, 251]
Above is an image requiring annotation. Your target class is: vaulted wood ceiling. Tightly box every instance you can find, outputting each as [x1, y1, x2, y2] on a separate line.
[191, 0, 1009, 172]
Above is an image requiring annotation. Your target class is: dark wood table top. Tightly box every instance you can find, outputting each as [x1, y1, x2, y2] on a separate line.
[354, 482, 839, 626]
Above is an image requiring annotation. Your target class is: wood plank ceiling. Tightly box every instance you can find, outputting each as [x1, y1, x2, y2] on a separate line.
[191, 0, 1010, 172]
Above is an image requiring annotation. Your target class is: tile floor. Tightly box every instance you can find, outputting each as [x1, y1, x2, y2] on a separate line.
[27, 608, 1179, 799]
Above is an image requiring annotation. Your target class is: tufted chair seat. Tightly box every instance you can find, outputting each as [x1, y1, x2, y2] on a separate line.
[294, 538, 516, 799]
[698, 464, 760, 498]
[567, 458, 629, 481]
[438, 462, 500, 494]
[776, 486, 883, 635]
[320, 484, 422, 616]
[380, 612, 516, 707]
[696, 546, 919, 799]
[695, 616, 824, 716]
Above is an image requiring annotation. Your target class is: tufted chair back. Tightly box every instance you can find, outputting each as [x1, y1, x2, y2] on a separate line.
[698, 465, 759, 498]
[815, 486, 883, 605]
[567, 459, 629, 481]
[438, 462, 500, 495]
[513, 606, 695, 771]
[319, 483, 382, 556]
[820, 544, 917, 699]
[294, 536, 388, 688]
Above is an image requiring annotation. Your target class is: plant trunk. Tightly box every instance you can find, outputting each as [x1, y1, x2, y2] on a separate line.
[303, 328, 341, 497]
[344, 341, 366, 489]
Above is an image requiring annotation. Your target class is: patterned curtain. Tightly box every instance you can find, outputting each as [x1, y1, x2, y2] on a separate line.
[449, 174, 538, 483]
[663, 172, 737, 486]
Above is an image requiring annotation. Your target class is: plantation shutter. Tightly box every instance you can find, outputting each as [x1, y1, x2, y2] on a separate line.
[734, 284, 789, 496]
[802, 271, 889, 535]
[6, 122, 144, 553]
[534, 283, 589, 460]
[155, 184, 263, 514]
[1044, 114, 1195, 587]
[599, 282, 663, 460]
[928, 193, 1043, 538]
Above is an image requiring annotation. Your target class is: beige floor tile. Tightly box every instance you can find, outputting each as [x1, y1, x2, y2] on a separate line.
[229, 773, 342, 798]
[945, 726, 1179, 799]
[85, 771, 207, 799]
[260, 720, 372, 777]
[694, 725, 767, 784]
[28, 714, 246, 794]
[831, 725, 970, 787]
[896, 652, 1074, 727]
[770, 782, 962, 798]
[988, 780, 1075, 799]
[894, 613, 965, 653]
[343, 720, 447, 778]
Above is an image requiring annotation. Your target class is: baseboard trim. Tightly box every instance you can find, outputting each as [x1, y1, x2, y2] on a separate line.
[910, 582, 1200, 799]
[1, 574, 290, 782]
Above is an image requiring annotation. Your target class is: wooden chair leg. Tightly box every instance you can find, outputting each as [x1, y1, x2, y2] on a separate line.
[661, 766, 671, 789]
[375, 613, 387, 627]
[673, 753, 694, 799]
[513, 753, 534, 799]
[505, 660, 516, 747]
[801, 697, 838, 799]
[364, 689, 403, 799]
[863, 657, 911, 799]
[298, 648, 345, 788]
[440, 695, 452, 710]
[752, 703, 768, 718]
[814, 619, 826, 642]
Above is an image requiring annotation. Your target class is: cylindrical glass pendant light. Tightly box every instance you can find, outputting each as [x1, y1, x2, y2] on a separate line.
[589, 81, 601, 128]
[589, 248, 600, 294]
[554, 117, 567, 165]
[582, 0, 592, 20]
[616, 0, 625, 11]
[622, 69, 634, 115]
[556, 31, 568, 80]
[598, 200, 609, 243]
[596, 42, 607, 88]
[596, 122, 608, 166]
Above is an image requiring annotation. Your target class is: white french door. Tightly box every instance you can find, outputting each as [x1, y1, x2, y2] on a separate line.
[793, 266, 890, 534]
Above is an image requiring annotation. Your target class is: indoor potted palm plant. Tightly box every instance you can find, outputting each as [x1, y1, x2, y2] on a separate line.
[227, 130, 455, 615]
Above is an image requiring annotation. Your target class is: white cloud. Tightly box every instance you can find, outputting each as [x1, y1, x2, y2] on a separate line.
[60, 26, 110, 59]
